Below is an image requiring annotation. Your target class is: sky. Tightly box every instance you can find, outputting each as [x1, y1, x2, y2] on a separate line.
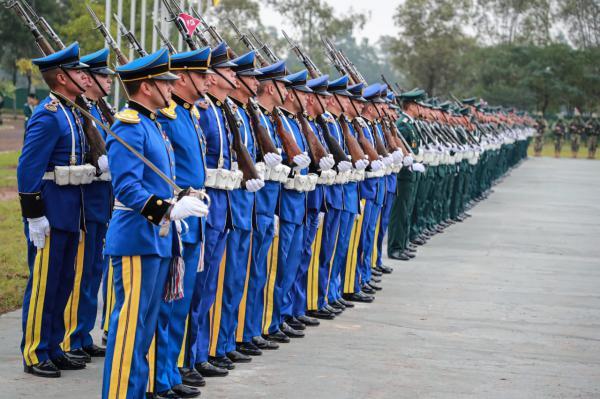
[260, 0, 400, 43]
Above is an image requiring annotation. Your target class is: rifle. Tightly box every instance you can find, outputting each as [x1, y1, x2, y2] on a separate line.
[222, 99, 260, 185]
[324, 37, 364, 85]
[352, 118, 380, 162]
[321, 36, 346, 78]
[297, 111, 328, 169]
[161, 0, 203, 50]
[247, 98, 278, 160]
[272, 107, 303, 162]
[282, 30, 321, 79]
[337, 116, 367, 164]
[7, 0, 107, 167]
[155, 25, 177, 55]
[87, 5, 129, 65]
[20, 0, 64, 49]
[114, 14, 148, 57]
[228, 19, 268, 67]
[315, 115, 350, 165]
[249, 31, 279, 64]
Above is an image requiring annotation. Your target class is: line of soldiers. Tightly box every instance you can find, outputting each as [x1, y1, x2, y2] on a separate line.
[15, 7, 534, 399]
[534, 113, 599, 159]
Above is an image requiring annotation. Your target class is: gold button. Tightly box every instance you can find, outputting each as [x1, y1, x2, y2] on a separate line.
[148, 215, 154, 220]
[35, 196, 40, 200]
[156, 199, 163, 205]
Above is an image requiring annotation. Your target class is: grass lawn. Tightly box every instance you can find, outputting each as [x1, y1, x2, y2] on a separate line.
[528, 141, 599, 160]
[0, 151, 19, 188]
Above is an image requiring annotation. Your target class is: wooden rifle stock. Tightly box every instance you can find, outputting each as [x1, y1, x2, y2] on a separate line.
[272, 108, 303, 162]
[372, 123, 390, 157]
[315, 115, 350, 165]
[297, 112, 328, 168]
[351, 119, 380, 162]
[222, 101, 260, 184]
[247, 100, 278, 160]
[380, 118, 400, 151]
[338, 116, 367, 164]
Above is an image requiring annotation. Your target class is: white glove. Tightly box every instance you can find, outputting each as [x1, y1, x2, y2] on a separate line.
[337, 160, 352, 172]
[264, 152, 282, 168]
[318, 155, 335, 171]
[98, 155, 109, 173]
[392, 149, 403, 163]
[355, 159, 369, 170]
[403, 154, 414, 166]
[170, 196, 209, 220]
[28, 216, 50, 249]
[293, 152, 311, 169]
[245, 178, 265, 192]
[383, 155, 394, 166]
[370, 159, 384, 171]
[412, 162, 426, 173]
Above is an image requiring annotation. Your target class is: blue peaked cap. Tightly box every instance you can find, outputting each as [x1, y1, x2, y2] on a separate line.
[327, 75, 351, 96]
[307, 74, 331, 96]
[170, 47, 213, 73]
[81, 48, 114, 75]
[284, 69, 312, 93]
[32, 42, 88, 72]
[364, 83, 385, 103]
[231, 51, 262, 76]
[348, 82, 366, 102]
[116, 48, 178, 82]
[256, 60, 290, 83]
[211, 42, 237, 68]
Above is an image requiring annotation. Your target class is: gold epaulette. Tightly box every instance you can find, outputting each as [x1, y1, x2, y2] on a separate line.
[44, 99, 60, 112]
[191, 105, 200, 121]
[159, 101, 178, 120]
[115, 109, 140, 124]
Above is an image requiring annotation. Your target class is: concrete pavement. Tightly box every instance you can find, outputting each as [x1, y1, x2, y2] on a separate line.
[1, 156, 599, 398]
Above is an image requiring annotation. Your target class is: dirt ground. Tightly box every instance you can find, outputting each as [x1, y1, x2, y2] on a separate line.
[0, 115, 24, 152]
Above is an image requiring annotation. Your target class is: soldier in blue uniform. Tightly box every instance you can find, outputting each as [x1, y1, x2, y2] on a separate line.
[209, 50, 265, 366]
[293, 74, 340, 325]
[152, 47, 213, 399]
[61, 47, 113, 362]
[188, 42, 240, 374]
[237, 60, 290, 348]
[18, 42, 91, 378]
[264, 69, 312, 339]
[102, 48, 209, 399]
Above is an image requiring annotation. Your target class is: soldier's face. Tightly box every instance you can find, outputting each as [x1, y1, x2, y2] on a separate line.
[62, 69, 88, 95]
[217, 68, 238, 91]
[240, 75, 259, 96]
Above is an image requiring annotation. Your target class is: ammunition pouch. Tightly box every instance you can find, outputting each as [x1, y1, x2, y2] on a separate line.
[317, 169, 337, 186]
[43, 164, 96, 186]
[205, 168, 243, 191]
[284, 173, 318, 192]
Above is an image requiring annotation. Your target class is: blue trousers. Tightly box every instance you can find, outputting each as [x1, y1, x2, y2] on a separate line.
[375, 192, 395, 268]
[188, 225, 228, 365]
[239, 214, 275, 342]
[62, 222, 108, 352]
[318, 208, 342, 307]
[154, 241, 201, 392]
[293, 209, 321, 317]
[21, 228, 79, 365]
[102, 255, 169, 399]
[339, 200, 366, 295]
[357, 199, 381, 287]
[267, 220, 304, 333]
[211, 228, 251, 357]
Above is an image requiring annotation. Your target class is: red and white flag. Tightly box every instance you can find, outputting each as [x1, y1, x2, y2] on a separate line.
[177, 13, 202, 37]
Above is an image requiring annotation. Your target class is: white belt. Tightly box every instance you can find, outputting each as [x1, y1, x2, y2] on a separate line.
[42, 164, 96, 186]
[263, 163, 291, 183]
[284, 173, 318, 192]
[365, 168, 385, 179]
[205, 168, 243, 191]
[317, 169, 337, 186]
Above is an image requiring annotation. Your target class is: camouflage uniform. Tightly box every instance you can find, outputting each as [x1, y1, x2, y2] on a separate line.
[588, 116, 599, 159]
[569, 116, 584, 158]
[553, 119, 566, 157]
[533, 117, 546, 156]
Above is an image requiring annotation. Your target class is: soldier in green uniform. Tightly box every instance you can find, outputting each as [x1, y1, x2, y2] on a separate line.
[588, 113, 599, 159]
[569, 114, 584, 158]
[533, 112, 546, 156]
[553, 117, 566, 158]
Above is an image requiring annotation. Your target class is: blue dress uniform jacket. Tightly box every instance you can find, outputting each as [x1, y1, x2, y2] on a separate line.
[375, 121, 397, 194]
[358, 120, 384, 203]
[229, 102, 256, 230]
[84, 103, 113, 224]
[279, 110, 308, 224]
[157, 97, 206, 244]
[322, 113, 345, 211]
[104, 102, 176, 257]
[306, 118, 326, 212]
[255, 109, 282, 216]
[17, 94, 86, 232]
[342, 119, 361, 214]
[198, 95, 232, 232]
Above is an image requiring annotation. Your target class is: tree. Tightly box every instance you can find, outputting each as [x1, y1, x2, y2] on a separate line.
[15, 59, 43, 94]
[559, 0, 600, 49]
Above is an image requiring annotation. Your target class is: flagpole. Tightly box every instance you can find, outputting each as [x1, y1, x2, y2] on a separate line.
[114, 0, 124, 108]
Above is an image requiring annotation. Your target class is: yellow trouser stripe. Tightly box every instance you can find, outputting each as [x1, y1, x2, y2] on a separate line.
[208, 253, 227, 356]
[307, 221, 324, 310]
[23, 235, 51, 366]
[177, 315, 189, 368]
[62, 231, 86, 352]
[372, 211, 382, 268]
[344, 200, 366, 293]
[108, 256, 142, 399]
[147, 335, 156, 393]
[324, 222, 340, 303]
[236, 235, 253, 342]
[103, 258, 115, 332]
[262, 233, 279, 335]
[351, 202, 368, 288]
